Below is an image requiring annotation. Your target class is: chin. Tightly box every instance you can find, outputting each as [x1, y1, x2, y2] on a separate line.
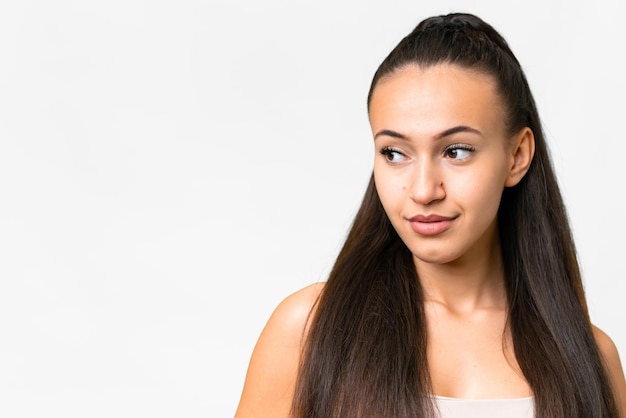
[408, 247, 463, 266]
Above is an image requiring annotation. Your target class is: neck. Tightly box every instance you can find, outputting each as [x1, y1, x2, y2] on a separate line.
[415, 233, 507, 314]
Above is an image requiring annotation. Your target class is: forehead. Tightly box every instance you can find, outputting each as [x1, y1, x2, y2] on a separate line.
[369, 64, 506, 137]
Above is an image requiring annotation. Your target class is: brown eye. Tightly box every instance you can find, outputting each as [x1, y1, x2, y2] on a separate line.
[380, 147, 406, 164]
[443, 144, 474, 160]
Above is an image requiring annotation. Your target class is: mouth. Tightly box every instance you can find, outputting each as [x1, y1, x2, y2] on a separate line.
[407, 214, 458, 236]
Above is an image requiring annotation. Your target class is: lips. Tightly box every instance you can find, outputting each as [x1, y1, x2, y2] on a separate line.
[408, 214, 458, 235]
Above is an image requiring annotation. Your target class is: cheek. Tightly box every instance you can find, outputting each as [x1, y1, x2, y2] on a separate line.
[448, 165, 506, 213]
[374, 168, 406, 215]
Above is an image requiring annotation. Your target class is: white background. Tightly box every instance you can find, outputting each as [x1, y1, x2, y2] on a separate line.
[1, 1, 624, 417]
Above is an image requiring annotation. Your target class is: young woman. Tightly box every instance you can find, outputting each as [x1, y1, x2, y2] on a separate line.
[235, 13, 626, 418]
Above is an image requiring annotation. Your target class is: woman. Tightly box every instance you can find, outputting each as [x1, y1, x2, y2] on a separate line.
[235, 13, 626, 417]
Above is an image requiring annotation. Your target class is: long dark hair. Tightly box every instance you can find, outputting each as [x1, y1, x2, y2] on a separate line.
[291, 13, 617, 417]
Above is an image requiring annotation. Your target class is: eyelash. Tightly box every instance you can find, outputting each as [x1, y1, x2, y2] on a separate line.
[443, 143, 475, 159]
[379, 147, 405, 162]
[379, 144, 476, 163]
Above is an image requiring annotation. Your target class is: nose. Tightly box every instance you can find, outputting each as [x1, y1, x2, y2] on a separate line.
[408, 161, 445, 205]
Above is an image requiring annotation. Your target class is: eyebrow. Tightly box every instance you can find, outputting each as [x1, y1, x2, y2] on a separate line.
[374, 125, 483, 141]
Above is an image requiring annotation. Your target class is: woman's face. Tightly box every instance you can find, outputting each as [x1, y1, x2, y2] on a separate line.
[370, 64, 516, 267]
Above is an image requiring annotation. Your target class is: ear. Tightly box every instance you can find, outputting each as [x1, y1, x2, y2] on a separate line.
[504, 127, 535, 187]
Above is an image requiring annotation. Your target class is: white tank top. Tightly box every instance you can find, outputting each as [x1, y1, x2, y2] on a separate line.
[434, 396, 534, 418]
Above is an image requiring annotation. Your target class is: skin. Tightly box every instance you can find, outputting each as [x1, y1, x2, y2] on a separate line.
[235, 64, 626, 417]
[370, 64, 533, 398]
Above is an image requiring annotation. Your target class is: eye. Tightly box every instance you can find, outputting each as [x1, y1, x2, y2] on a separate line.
[444, 144, 475, 160]
[379, 147, 407, 164]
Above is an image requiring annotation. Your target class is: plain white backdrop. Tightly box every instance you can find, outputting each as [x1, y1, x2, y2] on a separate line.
[0, 0, 624, 417]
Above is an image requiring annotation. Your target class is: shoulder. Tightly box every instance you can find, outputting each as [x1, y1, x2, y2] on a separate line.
[592, 325, 624, 373]
[235, 282, 325, 418]
[592, 325, 626, 416]
[269, 282, 326, 337]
